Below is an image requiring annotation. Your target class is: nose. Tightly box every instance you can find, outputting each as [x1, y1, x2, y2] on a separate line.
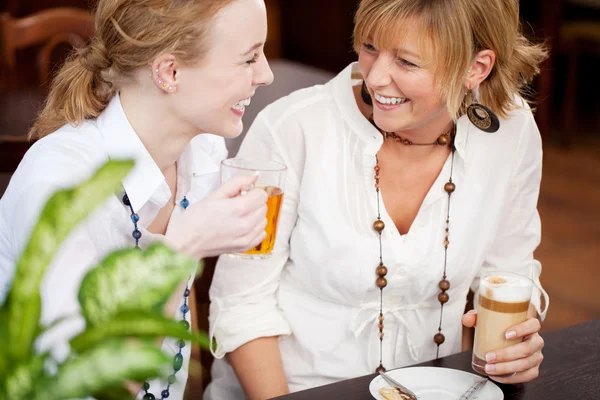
[365, 54, 393, 90]
[254, 55, 274, 87]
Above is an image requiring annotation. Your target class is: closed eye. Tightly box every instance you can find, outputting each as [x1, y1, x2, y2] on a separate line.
[398, 58, 418, 68]
[246, 53, 259, 65]
[363, 42, 378, 53]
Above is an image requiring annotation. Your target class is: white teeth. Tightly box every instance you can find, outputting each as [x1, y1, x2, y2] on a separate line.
[374, 93, 407, 105]
[232, 97, 251, 111]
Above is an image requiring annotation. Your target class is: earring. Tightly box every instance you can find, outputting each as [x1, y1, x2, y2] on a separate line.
[361, 81, 373, 106]
[466, 88, 499, 133]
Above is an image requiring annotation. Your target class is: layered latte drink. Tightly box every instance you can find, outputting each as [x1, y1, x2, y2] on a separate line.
[472, 271, 533, 375]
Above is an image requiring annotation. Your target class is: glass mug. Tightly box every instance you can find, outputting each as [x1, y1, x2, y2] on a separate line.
[220, 158, 286, 259]
[471, 270, 533, 375]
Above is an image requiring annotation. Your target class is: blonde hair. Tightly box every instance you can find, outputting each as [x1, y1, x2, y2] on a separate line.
[353, 0, 548, 120]
[29, 0, 234, 140]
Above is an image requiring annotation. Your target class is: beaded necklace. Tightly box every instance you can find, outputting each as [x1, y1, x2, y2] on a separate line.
[122, 193, 191, 400]
[369, 120, 457, 373]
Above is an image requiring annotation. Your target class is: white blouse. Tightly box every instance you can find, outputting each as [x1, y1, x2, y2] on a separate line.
[0, 94, 227, 400]
[205, 63, 549, 398]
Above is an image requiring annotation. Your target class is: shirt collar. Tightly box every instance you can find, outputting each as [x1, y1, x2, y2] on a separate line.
[96, 93, 170, 214]
[330, 62, 470, 165]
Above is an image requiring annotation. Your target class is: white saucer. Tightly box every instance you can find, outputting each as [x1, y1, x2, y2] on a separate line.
[369, 366, 503, 400]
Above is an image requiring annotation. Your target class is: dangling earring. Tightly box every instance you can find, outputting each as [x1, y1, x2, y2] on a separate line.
[466, 87, 499, 133]
[361, 81, 373, 106]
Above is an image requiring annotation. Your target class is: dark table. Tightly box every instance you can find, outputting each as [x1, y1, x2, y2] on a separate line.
[274, 319, 600, 399]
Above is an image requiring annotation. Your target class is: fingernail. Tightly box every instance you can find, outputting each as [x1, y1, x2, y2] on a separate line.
[506, 330, 517, 339]
[467, 309, 477, 315]
[485, 364, 495, 373]
[485, 352, 496, 362]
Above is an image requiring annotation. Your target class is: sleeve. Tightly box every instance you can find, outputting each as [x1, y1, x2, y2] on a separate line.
[1, 149, 96, 303]
[1, 148, 105, 363]
[208, 111, 303, 358]
[0, 181, 58, 304]
[471, 113, 549, 321]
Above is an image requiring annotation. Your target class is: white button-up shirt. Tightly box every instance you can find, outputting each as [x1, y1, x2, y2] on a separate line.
[205, 63, 548, 398]
[0, 94, 227, 400]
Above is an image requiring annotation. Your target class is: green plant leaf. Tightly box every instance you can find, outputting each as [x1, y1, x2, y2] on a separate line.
[3, 353, 49, 400]
[70, 310, 211, 353]
[93, 386, 133, 400]
[33, 339, 171, 400]
[78, 243, 198, 326]
[6, 160, 134, 362]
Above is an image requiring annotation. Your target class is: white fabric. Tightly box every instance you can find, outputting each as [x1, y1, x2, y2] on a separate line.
[205, 63, 548, 398]
[0, 94, 227, 400]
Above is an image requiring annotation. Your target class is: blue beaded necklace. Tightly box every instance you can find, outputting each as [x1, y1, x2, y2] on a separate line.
[122, 193, 191, 400]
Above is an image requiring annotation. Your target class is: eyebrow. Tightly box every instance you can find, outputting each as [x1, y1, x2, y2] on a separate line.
[241, 42, 264, 56]
[365, 38, 422, 60]
[395, 48, 421, 59]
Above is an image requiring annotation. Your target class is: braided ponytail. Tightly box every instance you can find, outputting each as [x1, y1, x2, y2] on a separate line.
[28, 39, 116, 140]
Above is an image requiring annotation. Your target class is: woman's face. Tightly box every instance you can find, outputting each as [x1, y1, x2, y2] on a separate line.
[172, 0, 273, 139]
[358, 24, 450, 135]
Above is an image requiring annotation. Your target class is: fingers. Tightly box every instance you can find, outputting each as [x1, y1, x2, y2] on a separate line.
[227, 188, 268, 217]
[485, 351, 544, 376]
[462, 309, 477, 328]
[489, 364, 541, 384]
[214, 175, 259, 198]
[236, 208, 268, 249]
[228, 221, 267, 254]
[487, 333, 544, 364]
[505, 317, 541, 340]
[248, 220, 268, 248]
[484, 333, 545, 384]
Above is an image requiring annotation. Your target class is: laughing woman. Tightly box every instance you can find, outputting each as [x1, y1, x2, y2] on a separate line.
[207, 0, 549, 399]
[0, 0, 273, 398]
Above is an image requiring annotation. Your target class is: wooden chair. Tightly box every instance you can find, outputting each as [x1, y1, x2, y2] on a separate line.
[558, 19, 600, 144]
[0, 7, 94, 175]
[536, 0, 600, 146]
[0, 7, 94, 87]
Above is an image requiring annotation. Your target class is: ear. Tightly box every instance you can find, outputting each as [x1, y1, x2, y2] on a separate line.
[464, 49, 496, 90]
[151, 54, 179, 93]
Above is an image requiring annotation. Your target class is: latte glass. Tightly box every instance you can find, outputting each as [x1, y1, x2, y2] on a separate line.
[472, 270, 533, 375]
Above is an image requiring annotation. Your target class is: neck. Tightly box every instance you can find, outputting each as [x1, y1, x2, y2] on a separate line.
[119, 85, 196, 172]
[382, 135, 451, 161]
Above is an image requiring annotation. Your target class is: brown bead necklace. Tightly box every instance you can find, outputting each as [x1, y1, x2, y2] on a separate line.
[371, 119, 457, 373]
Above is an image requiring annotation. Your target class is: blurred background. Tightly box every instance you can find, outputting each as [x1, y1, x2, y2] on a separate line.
[1, 0, 598, 394]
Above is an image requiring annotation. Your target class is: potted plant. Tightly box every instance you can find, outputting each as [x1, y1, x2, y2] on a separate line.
[0, 160, 209, 400]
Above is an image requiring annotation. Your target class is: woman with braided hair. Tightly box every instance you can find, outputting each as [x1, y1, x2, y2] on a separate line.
[0, 0, 273, 398]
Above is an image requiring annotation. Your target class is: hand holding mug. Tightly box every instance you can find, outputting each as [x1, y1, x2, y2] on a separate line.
[463, 310, 544, 383]
[467, 271, 544, 384]
[166, 174, 268, 259]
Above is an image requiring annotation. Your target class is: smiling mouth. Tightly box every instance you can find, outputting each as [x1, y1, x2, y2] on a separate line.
[374, 92, 409, 105]
[232, 97, 252, 111]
